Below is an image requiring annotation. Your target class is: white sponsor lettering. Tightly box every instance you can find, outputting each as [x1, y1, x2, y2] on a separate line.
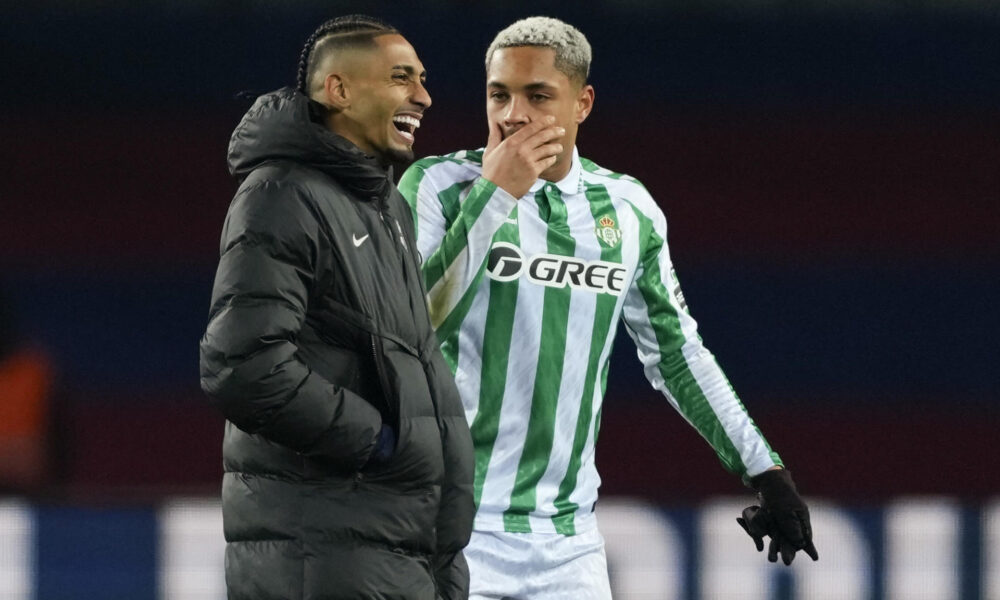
[486, 242, 627, 296]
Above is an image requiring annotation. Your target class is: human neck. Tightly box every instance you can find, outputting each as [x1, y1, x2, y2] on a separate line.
[539, 154, 572, 184]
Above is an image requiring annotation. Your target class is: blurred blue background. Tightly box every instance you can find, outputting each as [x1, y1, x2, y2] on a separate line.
[0, 1, 998, 597]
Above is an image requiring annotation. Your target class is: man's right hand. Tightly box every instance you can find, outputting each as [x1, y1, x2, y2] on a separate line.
[481, 115, 564, 199]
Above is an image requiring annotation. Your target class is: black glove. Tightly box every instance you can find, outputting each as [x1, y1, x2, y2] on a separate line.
[736, 469, 819, 565]
[366, 424, 396, 466]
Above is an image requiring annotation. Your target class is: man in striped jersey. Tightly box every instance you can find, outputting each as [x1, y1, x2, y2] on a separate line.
[400, 16, 817, 598]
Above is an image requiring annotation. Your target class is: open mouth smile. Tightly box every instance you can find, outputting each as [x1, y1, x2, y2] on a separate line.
[392, 114, 420, 144]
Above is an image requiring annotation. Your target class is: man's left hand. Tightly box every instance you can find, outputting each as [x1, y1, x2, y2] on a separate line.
[737, 468, 819, 565]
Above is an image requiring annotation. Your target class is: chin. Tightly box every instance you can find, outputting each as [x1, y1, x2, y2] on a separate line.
[383, 146, 415, 166]
[540, 153, 567, 175]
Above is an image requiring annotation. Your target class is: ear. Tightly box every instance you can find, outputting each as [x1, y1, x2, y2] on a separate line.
[575, 84, 595, 124]
[322, 73, 350, 110]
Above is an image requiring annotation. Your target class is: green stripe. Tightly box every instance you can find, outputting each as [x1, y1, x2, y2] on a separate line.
[397, 162, 428, 228]
[463, 150, 485, 164]
[434, 203, 518, 344]
[470, 220, 521, 510]
[433, 253, 487, 344]
[423, 153, 470, 168]
[595, 359, 610, 435]
[424, 179, 476, 341]
[439, 329, 460, 374]
[579, 157, 645, 188]
[551, 182, 623, 535]
[423, 178, 498, 292]
[503, 187, 576, 533]
[398, 158, 474, 246]
[626, 202, 778, 476]
[438, 180, 471, 225]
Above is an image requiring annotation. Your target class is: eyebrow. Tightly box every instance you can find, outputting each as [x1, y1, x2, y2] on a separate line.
[487, 81, 556, 92]
[392, 64, 427, 79]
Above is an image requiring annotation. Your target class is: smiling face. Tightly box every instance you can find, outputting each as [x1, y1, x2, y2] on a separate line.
[486, 45, 594, 181]
[320, 33, 431, 165]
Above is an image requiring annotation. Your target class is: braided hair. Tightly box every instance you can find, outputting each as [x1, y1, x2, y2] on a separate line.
[296, 15, 399, 95]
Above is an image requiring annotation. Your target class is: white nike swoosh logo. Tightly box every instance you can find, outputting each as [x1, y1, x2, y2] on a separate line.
[352, 233, 370, 247]
[505, 217, 518, 225]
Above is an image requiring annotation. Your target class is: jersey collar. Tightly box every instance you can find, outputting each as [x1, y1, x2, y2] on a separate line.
[529, 147, 581, 195]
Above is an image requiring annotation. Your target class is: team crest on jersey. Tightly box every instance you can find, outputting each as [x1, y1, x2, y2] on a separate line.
[595, 215, 622, 248]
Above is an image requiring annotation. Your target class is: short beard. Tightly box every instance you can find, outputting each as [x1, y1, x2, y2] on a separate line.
[381, 146, 415, 169]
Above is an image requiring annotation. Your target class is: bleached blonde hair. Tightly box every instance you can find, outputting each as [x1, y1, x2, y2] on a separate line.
[485, 16, 592, 84]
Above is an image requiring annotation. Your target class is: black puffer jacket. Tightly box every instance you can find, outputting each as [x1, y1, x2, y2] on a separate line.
[199, 87, 474, 600]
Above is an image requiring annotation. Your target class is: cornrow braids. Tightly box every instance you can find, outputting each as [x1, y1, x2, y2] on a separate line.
[296, 15, 399, 95]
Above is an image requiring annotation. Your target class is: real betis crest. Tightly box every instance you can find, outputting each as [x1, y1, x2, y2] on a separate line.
[596, 215, 622, 248]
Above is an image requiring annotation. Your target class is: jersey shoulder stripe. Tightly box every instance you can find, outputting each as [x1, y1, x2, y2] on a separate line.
[413, 149, 485, 172]
[579, 157, 664, 230]
[410, 150, 485, 197]
[579, 156, 645, 187]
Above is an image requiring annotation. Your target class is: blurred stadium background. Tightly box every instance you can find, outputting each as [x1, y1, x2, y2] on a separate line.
[1, 1, 998, 598]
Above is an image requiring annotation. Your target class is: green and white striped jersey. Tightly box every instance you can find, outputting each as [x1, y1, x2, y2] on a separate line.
[399, 148, 781, 536]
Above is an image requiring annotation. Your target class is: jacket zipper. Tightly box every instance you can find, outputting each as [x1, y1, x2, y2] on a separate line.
[374, 198, 424, 329]
[370, 333, 397, 430]
[374, 199, 398, 246]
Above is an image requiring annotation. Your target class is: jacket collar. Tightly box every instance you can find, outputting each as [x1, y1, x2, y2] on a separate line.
[227, 87, 392, 201]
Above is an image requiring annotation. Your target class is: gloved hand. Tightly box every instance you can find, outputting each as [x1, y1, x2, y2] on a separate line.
[366, 424, 396, 466]
[736, 468, 819, 565]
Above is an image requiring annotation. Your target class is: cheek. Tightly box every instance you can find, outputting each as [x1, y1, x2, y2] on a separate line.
[561, 103, 581, 125]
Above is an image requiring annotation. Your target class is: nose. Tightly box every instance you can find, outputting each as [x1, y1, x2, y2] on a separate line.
[412, 79, 431, 110]
[503, 96, 529, 127]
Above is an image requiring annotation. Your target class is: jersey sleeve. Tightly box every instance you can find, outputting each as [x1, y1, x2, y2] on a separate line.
[398, 159, 517, 342]
[619, 195, 782, 480]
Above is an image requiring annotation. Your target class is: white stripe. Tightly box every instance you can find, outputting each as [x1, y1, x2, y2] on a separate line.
[157, 498, 226, 600]
[456, 274, 491, 425]
[0, 500, 34, 600]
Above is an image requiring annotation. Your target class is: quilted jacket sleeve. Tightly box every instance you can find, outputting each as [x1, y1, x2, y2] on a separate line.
[199, 178, 382, 470]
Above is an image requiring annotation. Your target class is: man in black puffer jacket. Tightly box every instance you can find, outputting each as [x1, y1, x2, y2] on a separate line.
[199, 15, 474, 600]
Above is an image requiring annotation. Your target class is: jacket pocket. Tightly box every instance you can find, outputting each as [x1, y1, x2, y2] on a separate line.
[365, 343, 444, 486]
[302, 307, 384, 413]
